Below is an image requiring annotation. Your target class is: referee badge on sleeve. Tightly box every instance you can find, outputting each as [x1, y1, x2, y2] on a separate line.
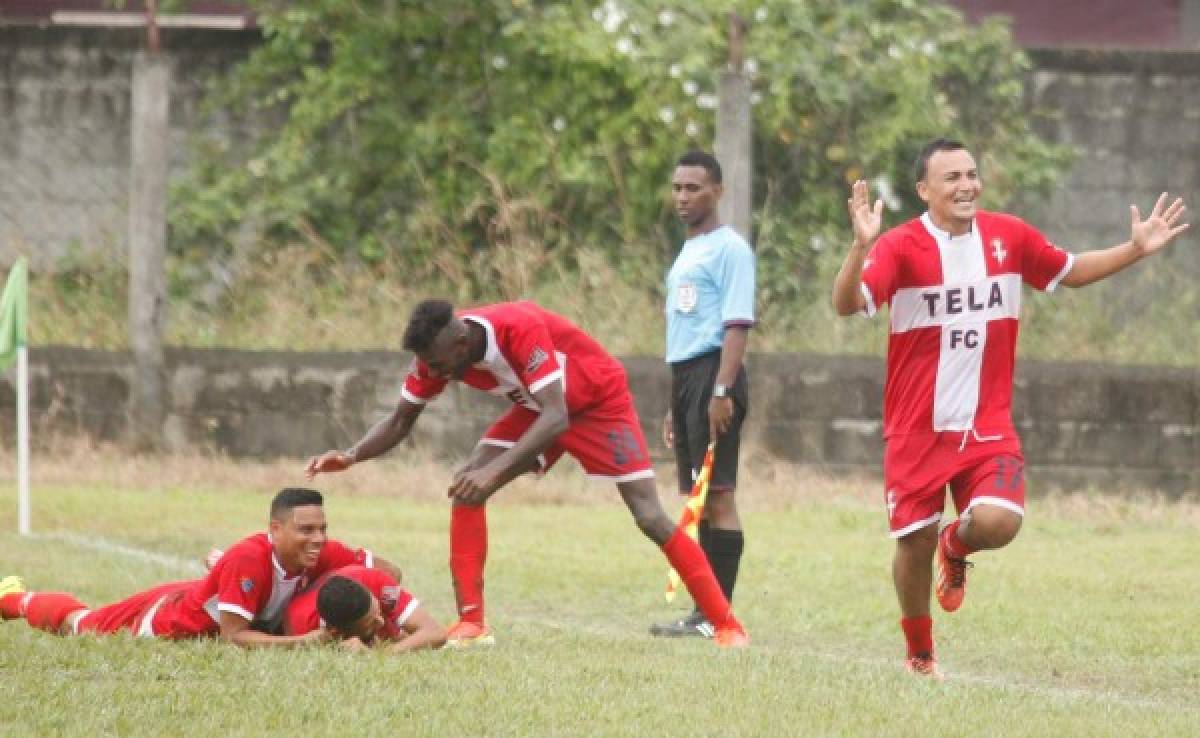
[677, 283, 698, 313]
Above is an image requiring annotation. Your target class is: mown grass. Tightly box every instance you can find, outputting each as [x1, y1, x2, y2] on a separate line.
[0, 450, 1198, 737]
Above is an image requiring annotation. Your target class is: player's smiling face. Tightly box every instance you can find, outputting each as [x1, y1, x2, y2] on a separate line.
[918, 148, 981, 236]
[270, 504, 328, 574]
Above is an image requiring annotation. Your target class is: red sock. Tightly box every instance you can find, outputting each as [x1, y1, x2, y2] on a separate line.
[900, 615, 935, 659]
[942, 519, 976, 559]
[449, 504, 487, 624]
[22, 592, 87, 633]
[662, 528, 737, 629]
[0, 592, 27, 620]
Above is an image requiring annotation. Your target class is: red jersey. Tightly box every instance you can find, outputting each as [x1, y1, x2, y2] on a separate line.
[861, 211, 1073, 440]
[283, 565, 417, 639]
[402, 301, 630, 414]
[150, 533, 372, 638]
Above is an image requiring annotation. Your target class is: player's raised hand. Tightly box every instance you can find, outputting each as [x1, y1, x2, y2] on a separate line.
[848, 179, 884, 248]
[304, 450, 354, 479]
[1131, 192, 1189, 257]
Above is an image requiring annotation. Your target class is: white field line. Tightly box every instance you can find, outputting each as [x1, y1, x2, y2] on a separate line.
[30, 530, 206, 577]
[30, 532, 1196, 715]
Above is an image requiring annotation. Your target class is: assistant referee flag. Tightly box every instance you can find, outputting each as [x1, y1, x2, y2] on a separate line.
[0, 257, 27, 370]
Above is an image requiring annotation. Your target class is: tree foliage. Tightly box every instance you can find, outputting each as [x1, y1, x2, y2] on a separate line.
[173, 0, 1069, 320]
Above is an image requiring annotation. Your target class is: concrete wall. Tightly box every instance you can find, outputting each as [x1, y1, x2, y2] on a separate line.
[5, 347, 1196, 495]
[0, 26, 258, 268]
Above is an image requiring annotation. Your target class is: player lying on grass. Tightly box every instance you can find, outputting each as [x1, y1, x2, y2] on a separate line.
[306, 299, 749, 649]
[285, 564, 446, 653]
[0, 488, 400, 648]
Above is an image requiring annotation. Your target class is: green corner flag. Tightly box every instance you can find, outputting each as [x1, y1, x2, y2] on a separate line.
[0, 257, 27, 371]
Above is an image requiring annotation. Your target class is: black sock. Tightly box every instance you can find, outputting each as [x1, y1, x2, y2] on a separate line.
[705, 527, 744, 604]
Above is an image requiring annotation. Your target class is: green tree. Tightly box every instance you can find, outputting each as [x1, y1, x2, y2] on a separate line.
[173, 0, 1068, 351]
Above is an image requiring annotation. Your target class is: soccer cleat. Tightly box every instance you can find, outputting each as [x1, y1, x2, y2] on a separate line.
[0, 576, 25, 599]
[648, 610, 715, 639]
[935, 528, 973, 613]
[443, 619, 495, 649]
[904, 653, 944, 680]
[713, 621, 750, 649]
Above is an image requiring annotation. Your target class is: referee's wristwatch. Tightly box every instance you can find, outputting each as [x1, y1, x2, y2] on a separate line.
[712, 383, 731, 399]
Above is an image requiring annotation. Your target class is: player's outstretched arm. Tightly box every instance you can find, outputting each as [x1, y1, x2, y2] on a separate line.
[833, 179, 882, 316]
[1062, 192, 1189, 288]
[371, 556, 403, 584]
[305, 399, 424, 478]
[385, 605, 447, 654]
[219, 611, 329, 649]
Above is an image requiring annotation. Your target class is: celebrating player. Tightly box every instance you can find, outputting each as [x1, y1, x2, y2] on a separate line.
[0, 488, 397, 647]
[283, 564, 446, 654]
[832, 138, 1189, 678]
[305, 299, 749, 649]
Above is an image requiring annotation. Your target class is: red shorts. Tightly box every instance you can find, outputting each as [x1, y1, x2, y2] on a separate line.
[482, 395, 655, 483]
[76, 580, 201, 637]
[884, 432, 1026, 538]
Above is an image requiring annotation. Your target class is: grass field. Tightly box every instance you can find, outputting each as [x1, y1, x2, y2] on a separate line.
[0, 447, 1198, 737]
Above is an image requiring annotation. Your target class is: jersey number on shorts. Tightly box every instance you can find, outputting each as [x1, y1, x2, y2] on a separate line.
[994, 457, 1024, 490]
[607, 428, 645, 467]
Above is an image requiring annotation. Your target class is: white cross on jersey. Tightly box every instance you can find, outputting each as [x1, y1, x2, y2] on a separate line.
[860, 211, 1074, 439]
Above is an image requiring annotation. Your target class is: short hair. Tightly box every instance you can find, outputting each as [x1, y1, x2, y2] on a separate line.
[403, 299, 456, 353]
[914, 138, 968, 183]
[676, 150, 723, 185]
[317, 575, 372, 630]
[270, 487, 323, 521]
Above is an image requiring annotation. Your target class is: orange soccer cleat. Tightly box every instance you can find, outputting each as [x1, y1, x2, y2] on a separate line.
[935, 528, 973, 613]
[713, 620, 750, 649]
[443, 619, 495, 649]
[904, 653, 944, 680]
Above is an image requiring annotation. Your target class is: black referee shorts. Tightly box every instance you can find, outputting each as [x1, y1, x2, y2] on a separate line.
[670, 350, 748, 494]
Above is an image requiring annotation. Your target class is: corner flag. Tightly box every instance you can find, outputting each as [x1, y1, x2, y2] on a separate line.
[1, 258, 29, 535]
[664, 442, 715, 603]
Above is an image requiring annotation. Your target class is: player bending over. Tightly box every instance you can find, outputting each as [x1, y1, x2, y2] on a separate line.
[306, 299, 748, 649]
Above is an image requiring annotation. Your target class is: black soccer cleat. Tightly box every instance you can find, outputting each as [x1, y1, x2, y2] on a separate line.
[648, 610, 715, 638]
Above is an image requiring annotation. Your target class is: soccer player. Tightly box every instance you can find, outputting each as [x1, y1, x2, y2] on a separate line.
[305, 299, 749, 648]
[0, 488, 395, 647]
[650, 151, 755, 639]
[283, 564, 446, 654]
[832, 138, 1189, 677]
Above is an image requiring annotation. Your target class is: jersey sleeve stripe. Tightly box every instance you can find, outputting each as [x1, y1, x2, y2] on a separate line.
[527, 370, 564, 395]
[363, 550, 374, 569]
[216, 602, 255, 621]
[400, 387, 428, 405]
[392, 598, 420, 627]
[1045, 252, 1075, 293]
[722, 319, 756, 328]
[860, 282, 878, 317]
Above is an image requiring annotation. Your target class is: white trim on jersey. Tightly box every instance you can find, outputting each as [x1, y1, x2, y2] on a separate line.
[363, 550, 374, 569]
[585, 469, 656, 483]
[528, 368, 564, 395]
[889, 511, 942, 539]
[963, 496, 1025, 518]
[393, 597, 420, 628]
[464, 315, 541, 410]
[1045, 252, 1076, 292]
[400, 386, 427, 405]
[217, 602, 255, 622]
[860, 282, 878, 318]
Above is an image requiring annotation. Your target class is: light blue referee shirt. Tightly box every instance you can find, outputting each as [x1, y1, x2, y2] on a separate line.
[665, 224, 756, 364]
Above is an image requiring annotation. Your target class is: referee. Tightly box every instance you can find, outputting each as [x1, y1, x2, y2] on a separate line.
[650, 150, 755, 638]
